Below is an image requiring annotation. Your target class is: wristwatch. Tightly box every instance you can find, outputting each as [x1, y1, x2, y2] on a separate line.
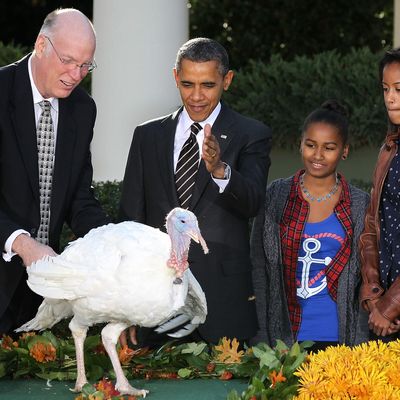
[222, 163, 231, 180]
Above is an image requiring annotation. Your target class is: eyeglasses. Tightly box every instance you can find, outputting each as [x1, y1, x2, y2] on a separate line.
[44, 35, 97, 73]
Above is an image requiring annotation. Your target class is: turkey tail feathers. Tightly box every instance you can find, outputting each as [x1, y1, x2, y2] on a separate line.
[154, 314, 190, 334]
[15, 299, 72, 332]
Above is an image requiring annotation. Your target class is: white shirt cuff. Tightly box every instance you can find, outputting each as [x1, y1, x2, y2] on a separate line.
[2, 229, 30, 262]
[212, 163, 231, 193]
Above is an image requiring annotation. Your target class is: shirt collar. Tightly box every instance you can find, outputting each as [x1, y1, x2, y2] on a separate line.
[181, 102, 221, 133]
[28, 55, 59, 113]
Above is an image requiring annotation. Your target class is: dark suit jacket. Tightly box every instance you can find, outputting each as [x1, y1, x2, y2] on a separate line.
[0, 55, 109, 331]
[120, 104, 271, 342]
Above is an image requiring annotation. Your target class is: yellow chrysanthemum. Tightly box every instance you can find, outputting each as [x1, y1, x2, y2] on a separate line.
[294, 340, 400, 400]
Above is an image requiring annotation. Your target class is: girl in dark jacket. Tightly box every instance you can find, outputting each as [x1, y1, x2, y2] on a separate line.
[252, 100, 369, 350]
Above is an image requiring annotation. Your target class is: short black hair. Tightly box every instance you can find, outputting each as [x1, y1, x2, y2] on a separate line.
[175, 37, 229, 76]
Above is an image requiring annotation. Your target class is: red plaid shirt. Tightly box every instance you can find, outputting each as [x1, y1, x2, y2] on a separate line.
[280, 170, 353, 338]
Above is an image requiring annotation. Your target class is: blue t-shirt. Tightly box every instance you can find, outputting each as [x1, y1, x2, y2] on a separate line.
[296, 212, 345, 341]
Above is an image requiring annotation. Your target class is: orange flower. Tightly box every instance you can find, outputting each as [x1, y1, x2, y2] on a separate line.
[269, 369, 287, 388]
[29, 342, 56, 363]
[219, 370, 233, 380]
[95, 378, 120, 397]
[118, 345, 135, 364]
[214, 337, 244, 363]
[1, 335, 16, 350]
[20, 332, 36, 341]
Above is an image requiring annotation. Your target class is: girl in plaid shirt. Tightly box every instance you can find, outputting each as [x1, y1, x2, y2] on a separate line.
[251, 100, 370, 350]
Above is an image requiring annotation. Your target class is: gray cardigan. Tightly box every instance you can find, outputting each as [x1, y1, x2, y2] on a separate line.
[250, 176, 370, 346]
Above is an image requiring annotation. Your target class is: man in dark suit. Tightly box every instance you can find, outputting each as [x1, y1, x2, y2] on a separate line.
[120, 38, 271, 344]
[0, 8, 109, 335]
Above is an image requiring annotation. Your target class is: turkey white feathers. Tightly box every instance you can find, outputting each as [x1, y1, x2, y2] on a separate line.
[16, 208, 208, 397]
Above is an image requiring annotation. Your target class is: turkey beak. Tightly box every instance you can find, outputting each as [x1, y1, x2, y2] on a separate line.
[187, 230, 209, 254]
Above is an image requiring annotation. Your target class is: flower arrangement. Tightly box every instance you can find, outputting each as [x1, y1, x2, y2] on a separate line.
[0, 332, 309, 399]
[3, 332, 400, 400]
[227, 340, 311, 400]
[294, 340, 400, 399]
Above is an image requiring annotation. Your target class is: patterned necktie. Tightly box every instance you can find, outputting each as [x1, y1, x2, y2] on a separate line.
[175, 122, 202, 208]
[36, 100, 55, 245]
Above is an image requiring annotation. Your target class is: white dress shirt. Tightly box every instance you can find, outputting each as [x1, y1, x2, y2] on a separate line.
[174, 102, 230, 193]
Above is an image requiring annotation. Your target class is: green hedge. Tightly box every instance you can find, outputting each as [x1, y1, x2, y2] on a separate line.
[224, 47, 388, 149]
[60, 181, 122, 250]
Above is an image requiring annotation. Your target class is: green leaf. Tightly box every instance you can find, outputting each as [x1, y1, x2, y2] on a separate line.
[288, 342, 300, 357]
[275, 339, 290, 354]
[253, 347, 280, 369]
[14, 347, 29, 356]
[84, 334, 102, 350]
[14, 367, 33, 378]
[177, 368, 192, 378]
[87, 364, 105, 381]
[35, 370, 77, 381]
[26, 335, 52, 350]
[82, 382, 97, 396]
[42, 331, 59, 348]
[0, 362, 7, 378]
[181, 342, 208, 356]
[299, 340, 314, 351]
[226, 389, 240, 400]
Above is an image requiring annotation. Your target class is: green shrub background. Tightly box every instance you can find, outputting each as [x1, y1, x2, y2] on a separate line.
[223, 48, 387, 149]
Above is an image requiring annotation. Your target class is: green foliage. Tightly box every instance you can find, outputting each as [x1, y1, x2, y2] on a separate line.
[59, 181, 122, 250]
[227, 340, 311, 400]
[0, 41, 27, 66]
[189, 0, 392, 69]
[224, 47, 387, 149]
[92, 180, 122, 222]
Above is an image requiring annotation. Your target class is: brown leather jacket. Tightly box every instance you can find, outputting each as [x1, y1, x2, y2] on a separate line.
[359, 129, 400, 321]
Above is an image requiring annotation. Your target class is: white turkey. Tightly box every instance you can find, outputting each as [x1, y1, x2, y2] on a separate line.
[16, 208, 208, 398]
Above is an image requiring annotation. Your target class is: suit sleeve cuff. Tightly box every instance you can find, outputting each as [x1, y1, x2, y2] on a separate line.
[212, 163, 231, 193]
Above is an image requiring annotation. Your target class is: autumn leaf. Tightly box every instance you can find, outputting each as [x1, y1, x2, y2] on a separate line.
[95, 378, 120, 397]
[214, 337, 244, 364]
[118, 345, 135, 365]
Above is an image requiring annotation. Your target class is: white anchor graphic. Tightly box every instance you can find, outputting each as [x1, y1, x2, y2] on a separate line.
[297, 237, 332, 299]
